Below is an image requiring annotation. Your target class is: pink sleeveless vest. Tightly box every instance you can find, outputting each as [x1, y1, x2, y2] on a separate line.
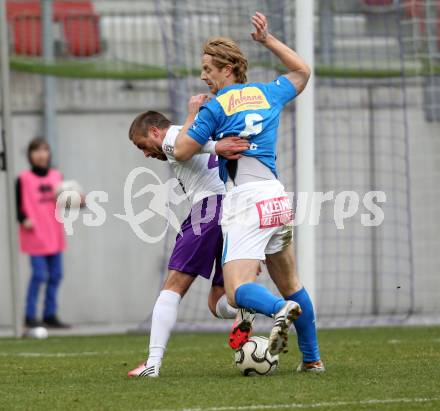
[18, 168, 65, 255]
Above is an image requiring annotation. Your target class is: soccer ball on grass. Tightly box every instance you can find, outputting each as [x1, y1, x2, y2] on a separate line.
[234, 336, 279, 376]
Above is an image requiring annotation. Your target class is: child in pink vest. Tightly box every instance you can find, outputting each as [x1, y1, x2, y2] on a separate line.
[16, 137, 70, 328]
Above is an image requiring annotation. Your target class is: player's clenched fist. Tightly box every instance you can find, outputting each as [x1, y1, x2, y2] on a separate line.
[187, 94, 209, 117]
[216, 136, 250, 160]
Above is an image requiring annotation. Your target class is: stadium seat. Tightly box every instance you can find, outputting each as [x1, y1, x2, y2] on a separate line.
[403, 0, 440, 50]
[9, 12, 42, 56]
[6, 1, 41, 56]
[55, 1, 101, 57]
[362, 0, 394, 5]
[6, 0, 101, 57]
[62, 13, 101, 57]
[53, 0, 94, 18]
[403, 0, 424, 18]
[6, 0, 40, 19]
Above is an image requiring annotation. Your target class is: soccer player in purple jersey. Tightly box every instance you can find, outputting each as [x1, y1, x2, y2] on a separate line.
[173, 12, 324, 372]
[126, 111, 253, 377]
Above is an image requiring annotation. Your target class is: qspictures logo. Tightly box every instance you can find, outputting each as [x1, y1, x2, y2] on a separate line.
[55, 166, 387, 244]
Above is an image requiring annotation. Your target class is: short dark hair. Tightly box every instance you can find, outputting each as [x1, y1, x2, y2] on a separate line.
[128, 111, 171, 140]
[27, 137, 50, 164]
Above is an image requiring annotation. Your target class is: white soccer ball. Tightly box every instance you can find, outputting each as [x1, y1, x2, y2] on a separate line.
[56, 180, 84, 209]
[234, 336, 279, 376]
[24, 326, 48, 339]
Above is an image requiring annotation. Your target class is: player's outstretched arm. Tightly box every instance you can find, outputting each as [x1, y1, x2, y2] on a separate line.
[251, 12, 311, 95]
[174, 95, 207, 162]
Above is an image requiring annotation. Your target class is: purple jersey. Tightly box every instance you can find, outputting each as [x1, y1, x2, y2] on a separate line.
[162, 125, 225, 204]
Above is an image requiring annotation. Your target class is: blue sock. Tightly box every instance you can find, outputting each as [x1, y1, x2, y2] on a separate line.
[235, 283, 285, 318]
[287, 287, 321, 362]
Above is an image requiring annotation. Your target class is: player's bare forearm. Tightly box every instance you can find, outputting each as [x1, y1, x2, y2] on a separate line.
[174, 94, 208, 161]
[263, 34, 310, 94]
[174, 116, 202, 162]
[251, 12, 310, 94]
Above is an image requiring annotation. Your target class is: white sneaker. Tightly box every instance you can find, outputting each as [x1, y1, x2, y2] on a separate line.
[127, 362, 160, 378]
[297, 360, 325, 373]
[268, 301, 302, 356]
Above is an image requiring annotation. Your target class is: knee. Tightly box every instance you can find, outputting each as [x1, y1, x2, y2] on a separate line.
[49, 269, 63, 283]
[163, 270, 194, 297]
[31, 268, 47, 284]
[223, 261, 259, 306]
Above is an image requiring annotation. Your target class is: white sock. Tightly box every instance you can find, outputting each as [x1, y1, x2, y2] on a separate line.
[146, 290, 181, 367]
[215, 294, 237, 319]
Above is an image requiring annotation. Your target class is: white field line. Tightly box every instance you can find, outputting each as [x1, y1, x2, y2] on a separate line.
[0, 350, 141, 357]
[387, 338, 440, 344]
[152, 397, 440, 411]
[0, 346, 197, 358]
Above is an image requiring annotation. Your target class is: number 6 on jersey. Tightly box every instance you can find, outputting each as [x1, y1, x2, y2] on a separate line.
[239, 113, 264, 138]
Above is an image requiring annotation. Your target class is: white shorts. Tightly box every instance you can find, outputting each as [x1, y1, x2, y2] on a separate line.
[221, 180, 294, 264]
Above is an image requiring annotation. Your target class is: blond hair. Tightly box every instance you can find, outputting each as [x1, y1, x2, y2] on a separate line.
[203, 37, 248, 84]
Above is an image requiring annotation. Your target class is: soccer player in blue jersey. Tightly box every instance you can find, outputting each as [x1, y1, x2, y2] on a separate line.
[173, 12, 324, 372]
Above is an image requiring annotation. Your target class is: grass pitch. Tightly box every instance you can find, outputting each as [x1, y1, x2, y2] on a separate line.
[0, 326, 439, 410]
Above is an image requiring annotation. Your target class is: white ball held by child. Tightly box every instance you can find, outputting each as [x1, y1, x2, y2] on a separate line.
[56, 180, 84, 209]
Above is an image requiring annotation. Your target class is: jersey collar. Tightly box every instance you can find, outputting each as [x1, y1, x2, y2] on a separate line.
[216, 82, 245, 96]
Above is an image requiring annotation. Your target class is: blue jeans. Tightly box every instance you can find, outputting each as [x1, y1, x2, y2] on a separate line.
[25, 253, 63, 319]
